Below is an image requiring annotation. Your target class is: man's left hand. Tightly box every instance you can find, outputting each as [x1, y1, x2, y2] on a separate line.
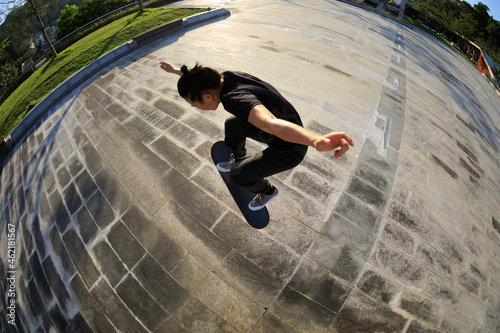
[314, 132, 354, 158]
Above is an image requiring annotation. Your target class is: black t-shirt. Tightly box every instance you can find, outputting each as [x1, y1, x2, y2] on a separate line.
[220, 71, 304, 150]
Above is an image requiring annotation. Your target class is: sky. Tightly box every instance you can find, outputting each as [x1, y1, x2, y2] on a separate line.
[464, 0, 500, 22]
[1, 1, 500, 25]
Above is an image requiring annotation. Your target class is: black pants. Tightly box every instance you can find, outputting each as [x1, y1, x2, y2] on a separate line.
[223, 116, 308, 194]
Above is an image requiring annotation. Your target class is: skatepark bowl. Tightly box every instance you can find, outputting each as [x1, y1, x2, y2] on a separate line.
[1, 0, 500, 332]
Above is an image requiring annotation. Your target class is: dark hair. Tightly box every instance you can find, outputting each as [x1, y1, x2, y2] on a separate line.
[177, 64, 221, 103]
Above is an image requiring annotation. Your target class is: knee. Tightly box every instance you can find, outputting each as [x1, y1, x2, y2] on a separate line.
[230, 163, 258, 188]
[224, 116, 242, 131]
[224, 117, 244, 137]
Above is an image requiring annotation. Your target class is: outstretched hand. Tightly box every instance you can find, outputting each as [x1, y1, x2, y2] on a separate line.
[314, 132, 354, 158]
[159, 62, 182, 76]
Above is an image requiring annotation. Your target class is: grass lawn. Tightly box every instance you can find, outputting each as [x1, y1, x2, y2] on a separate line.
[0, 7, 206, 139]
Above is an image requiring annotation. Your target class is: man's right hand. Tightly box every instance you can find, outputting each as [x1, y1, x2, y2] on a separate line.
[159, 62, 182, 76]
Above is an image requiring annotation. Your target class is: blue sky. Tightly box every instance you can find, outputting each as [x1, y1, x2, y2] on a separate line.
[1, 1, 500, 26]
[465, 0, 500, 22]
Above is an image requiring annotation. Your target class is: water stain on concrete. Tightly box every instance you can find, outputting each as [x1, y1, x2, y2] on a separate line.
[431, 155, 458, 179]
[323, 64, 353, 77]
[493, 216, 500, 234]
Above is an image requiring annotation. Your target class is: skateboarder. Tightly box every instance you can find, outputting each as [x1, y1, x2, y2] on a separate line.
[160, 62, 354, 211]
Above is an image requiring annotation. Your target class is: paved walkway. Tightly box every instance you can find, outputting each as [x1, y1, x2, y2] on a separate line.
[1, 0, 500, 332]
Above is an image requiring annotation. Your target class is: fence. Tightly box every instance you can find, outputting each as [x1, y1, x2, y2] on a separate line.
[53, 1, 141, 52]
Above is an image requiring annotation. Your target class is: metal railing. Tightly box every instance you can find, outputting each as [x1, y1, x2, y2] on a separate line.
[1, 1, 145, 99]
[53, 1, 140, 51]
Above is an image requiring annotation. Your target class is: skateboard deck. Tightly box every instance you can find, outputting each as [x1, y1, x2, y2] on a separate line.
[211, 141, 269, 229]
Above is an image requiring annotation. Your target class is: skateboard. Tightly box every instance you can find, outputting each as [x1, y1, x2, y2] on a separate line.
[210, 141, 269, 229]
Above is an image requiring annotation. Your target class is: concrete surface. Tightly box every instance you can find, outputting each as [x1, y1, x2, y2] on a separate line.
[1, 0, 500, 332]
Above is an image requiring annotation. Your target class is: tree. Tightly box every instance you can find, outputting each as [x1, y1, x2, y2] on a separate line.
[75, 0, 132, 26]
[472, 2, 490, 38]
[486, 19, 500, 42]
[0, 0, 58, 57]
[473, 2, 490, 27]
[415, 0, 432, 14]
[0, 62, 17, 88]
[0, 37, 10, 58]
[453, 10, 478, 38]
[26, 0, 58, 56]
[398, 0, 406, 21]
[415, 0, 434, 22]
[56, 4, 79, 39]
[376, 0, 388, 12]
[409, 0, 499, 65]
[0, 10, 33, 63]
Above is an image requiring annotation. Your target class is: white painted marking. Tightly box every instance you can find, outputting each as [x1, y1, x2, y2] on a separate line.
[384, 118, 391, 148]
[393, 75, 399, 90]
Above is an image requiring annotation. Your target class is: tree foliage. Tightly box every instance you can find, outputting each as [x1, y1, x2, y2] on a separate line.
[413, 0, 500, 64]
[0, 4, 36, 63]
[55, 0, 135, 39]
[0, 0, 59, 56]
[453, 10, 477, 38]
[0, 62, 17, 87]
[0, 37, 10, 58]
[56, 4, 79, 39]
[0, 37, 16, 88]
[77, 0, 132, 26]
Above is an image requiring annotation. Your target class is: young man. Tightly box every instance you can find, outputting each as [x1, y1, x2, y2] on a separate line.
[160, 62, 354, 211]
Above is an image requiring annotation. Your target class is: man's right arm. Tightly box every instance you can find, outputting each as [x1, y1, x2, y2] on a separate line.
[159, 62, 182, 76]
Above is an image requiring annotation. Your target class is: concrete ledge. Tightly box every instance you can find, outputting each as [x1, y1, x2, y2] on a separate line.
[132, 19, 184, 44]
[183, 8, 230, 27]
[2, 7, 230, 157]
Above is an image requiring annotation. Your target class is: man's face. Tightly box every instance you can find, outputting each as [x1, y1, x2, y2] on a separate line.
[185, 92, 219, 111]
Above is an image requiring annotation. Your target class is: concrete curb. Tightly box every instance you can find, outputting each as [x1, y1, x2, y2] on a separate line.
[183, 7, 230, 27]
[4, 7, 230, 151]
